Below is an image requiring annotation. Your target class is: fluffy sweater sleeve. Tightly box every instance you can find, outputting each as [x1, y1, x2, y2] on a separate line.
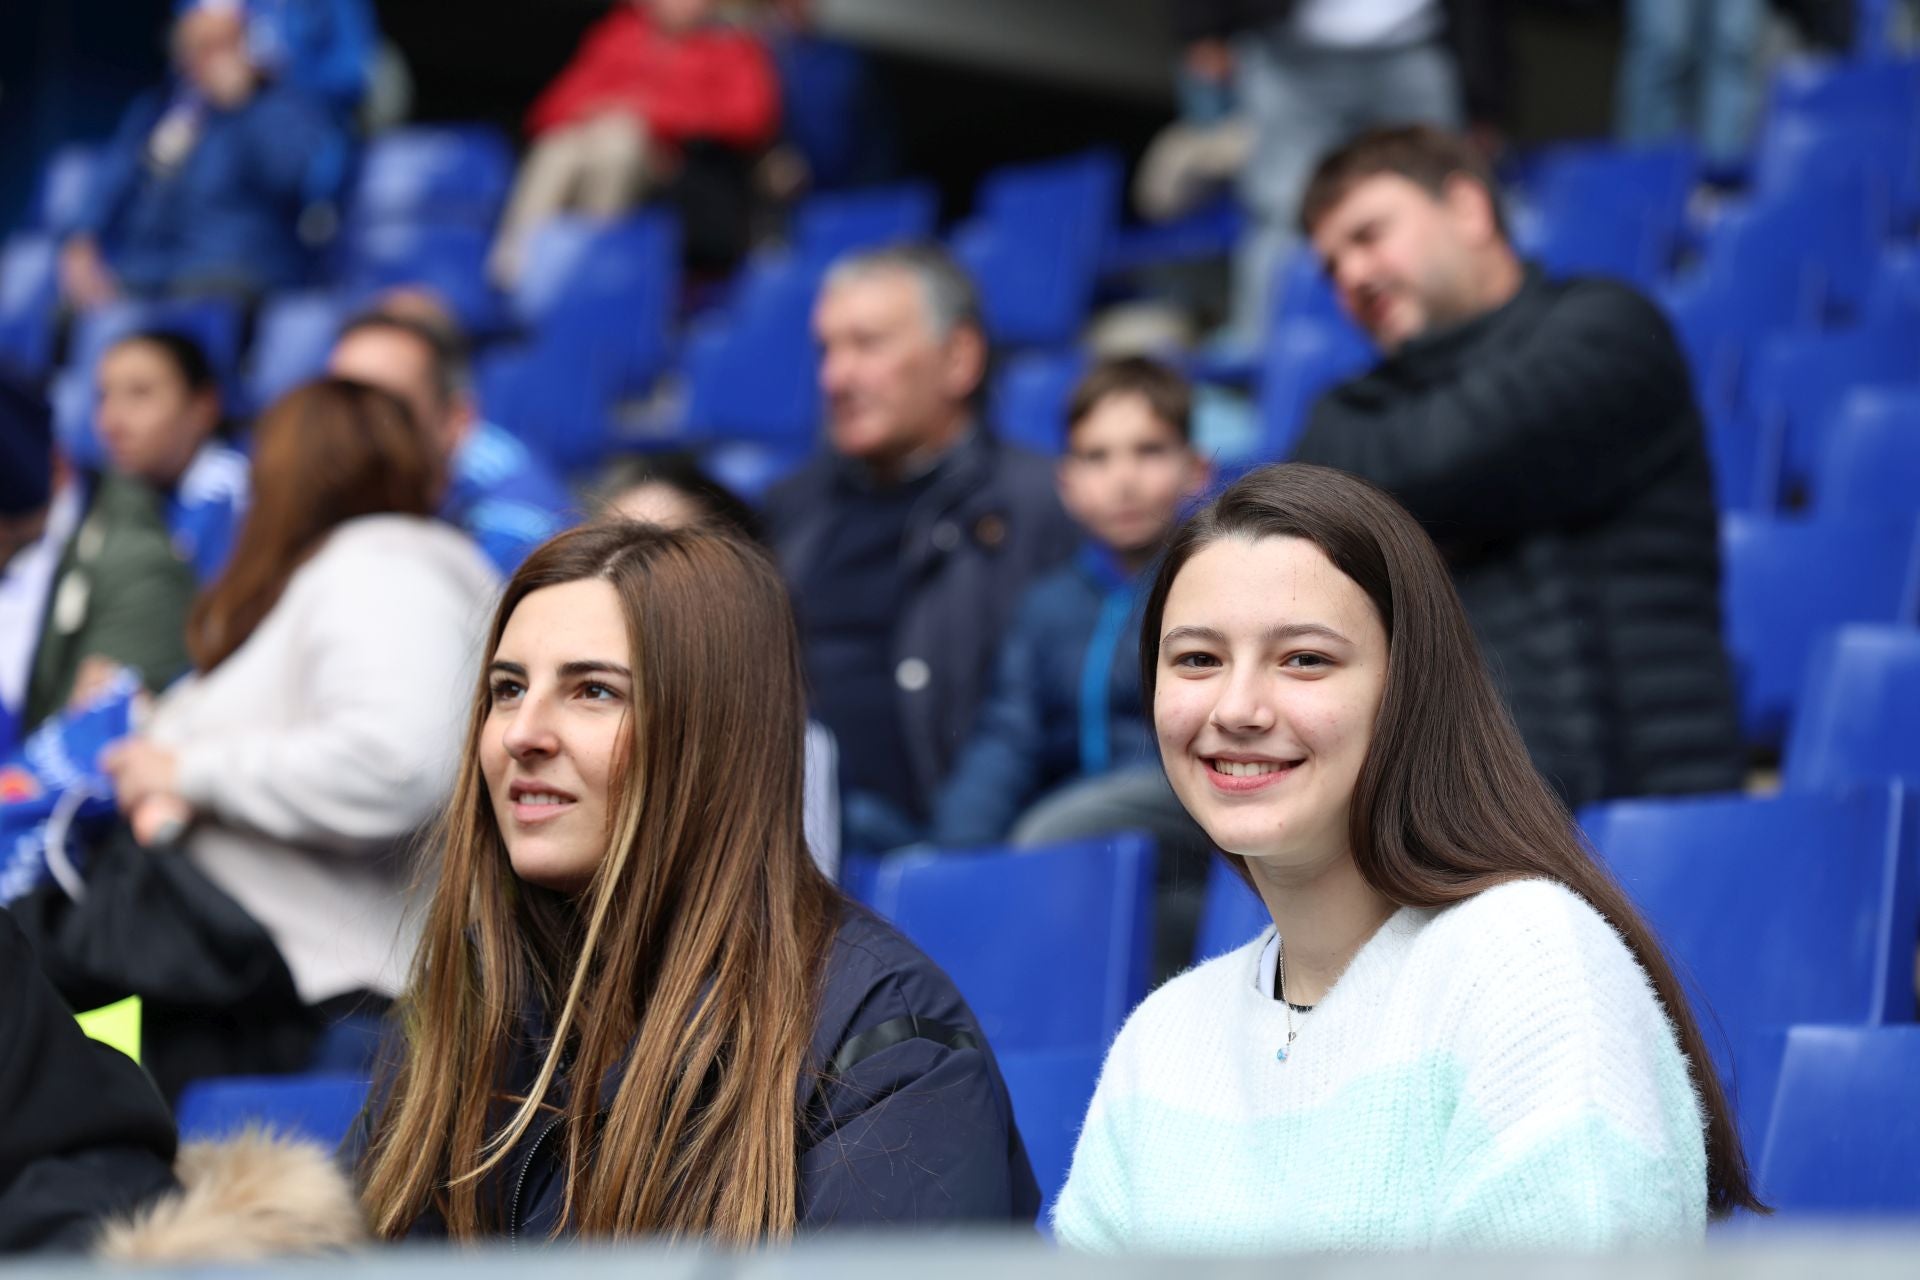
[1430, 883, 1708, 1248]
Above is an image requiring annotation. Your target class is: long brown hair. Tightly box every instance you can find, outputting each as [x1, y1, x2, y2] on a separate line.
[1140, 462, 1764, 1218]
[358, 521, 843, 1242]
[186, 377, 440, 671]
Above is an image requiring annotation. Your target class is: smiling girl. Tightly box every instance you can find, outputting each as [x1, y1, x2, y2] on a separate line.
[1052, 463, 1762, 1252]
[348, 520, 1037, 1241]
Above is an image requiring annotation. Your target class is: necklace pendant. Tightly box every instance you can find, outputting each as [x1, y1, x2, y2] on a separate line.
[1275, 1043, 1290, 1062]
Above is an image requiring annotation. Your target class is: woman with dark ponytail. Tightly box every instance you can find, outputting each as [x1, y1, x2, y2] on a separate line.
[1054, 462, 1761, 1253]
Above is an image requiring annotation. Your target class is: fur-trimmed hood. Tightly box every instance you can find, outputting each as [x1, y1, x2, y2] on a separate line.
[95, 1128, 365, 1262]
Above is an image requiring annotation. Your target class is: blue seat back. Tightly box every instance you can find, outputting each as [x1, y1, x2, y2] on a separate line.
[35, 144, 100, 232]
[347, 125, 514, 230]
[1785, 626, 1920, 793]
[473, 316, 626, 474]
[992, 349, 1087, 457]
[247, 290, 348, 414]
[1814, 387, 1920, 517]
[1192, 857, 1269, 965]
[1527, 140, 1696, 271]
[1744, 324, 1920, 494]
[1584, 786, 1920, 1149]
[793, 183, 938, 270]
[174, 1073, 371, 1149]
[1758, 1025, 1920, 1215]
[953, 151, 1121, 347]
[997, 1046, 1104, 1214]
[869, 833, 1156, 1054]
[514, 213, 680, 390]
[0, 233, 60, 375]
[1259, 319, 1375, 458]
[342, 221, 502, 337]
[681, 252, 820, 443]
[1720, 514, 1920, 745]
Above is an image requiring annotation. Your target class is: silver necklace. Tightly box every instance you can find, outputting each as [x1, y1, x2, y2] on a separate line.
[1276, 940, 1298, 1062]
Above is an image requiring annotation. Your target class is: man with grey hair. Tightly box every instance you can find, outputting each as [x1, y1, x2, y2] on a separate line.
[764, 245, 1077, 853]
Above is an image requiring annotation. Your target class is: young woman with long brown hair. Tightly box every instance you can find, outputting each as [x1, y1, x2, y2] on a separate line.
[1053, 463, 1763, 1253]
[346, 520, 1038, 1242]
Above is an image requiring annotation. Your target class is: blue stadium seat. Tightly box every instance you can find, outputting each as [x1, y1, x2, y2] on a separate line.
[772, 33, 882, 193]
[1757, 1025, 1920, 1215]
[342, 221, 502, 337]
[0, 233, 60, 375]
[868, 832, 1156, 1053]
[174, 1073, 370, 1148]
[1513, 202, 1660, 287]
[792, 183, 938, 270]
[1261, 318, 1375, 458]
[1745, 323, 1920, 497]
[997, 1046, 1104, 1213]
[246, 290, 348, 413]
[1583, 785, 1920, 1151]
[700, 438, 814, 505]
[514, 213, 679, 392]
[1754, 117, 1914, 254]
[1812, 387, 1920, 517]
[992, 349, 1087, 457]
[1268, 246, 1354, 334]
[1192, 857, 1268, 964]
[473, 315, 627, 474]
[1525, 140, 1696, 274]
[1784, 626, 1920, 793]
[1720, 513, 1920, 744]
[1767, 56, 1920, 132]
[346, 125, 514, 231]
[1865, 245, 1920, 325]
[34, 144, 100, 233]
[681, 252, 819, 443]
[951, 151, 1121, 347]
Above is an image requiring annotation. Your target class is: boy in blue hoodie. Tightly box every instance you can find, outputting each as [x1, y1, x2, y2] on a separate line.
[931, 357, 1213, 973]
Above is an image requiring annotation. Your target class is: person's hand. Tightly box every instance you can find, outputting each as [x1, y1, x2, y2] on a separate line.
[58, 236, 119, 310]
[129, 794, 194, 847]
[101, 738, 180, 814]
[67, 656, 132, 710]
[1184, 39, 1234, 84]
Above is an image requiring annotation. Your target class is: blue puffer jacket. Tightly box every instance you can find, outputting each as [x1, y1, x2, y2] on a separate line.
[340, 904, 1041, 1240]
[68, 79, 349, 297]
[929, 545, 1157, 847]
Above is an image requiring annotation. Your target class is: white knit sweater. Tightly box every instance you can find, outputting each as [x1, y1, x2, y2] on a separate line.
[1053, 879, 1707, 1253]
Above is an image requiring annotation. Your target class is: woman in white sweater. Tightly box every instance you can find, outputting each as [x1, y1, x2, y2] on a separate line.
[1052, 463, 1763, 1253]
[103, 379, 500, 1025]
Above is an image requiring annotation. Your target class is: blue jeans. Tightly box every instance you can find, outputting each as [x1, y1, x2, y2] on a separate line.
[1616, 0, 1764, 174]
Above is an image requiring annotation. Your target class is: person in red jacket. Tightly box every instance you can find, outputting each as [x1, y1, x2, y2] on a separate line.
[489, 0, 780, 285]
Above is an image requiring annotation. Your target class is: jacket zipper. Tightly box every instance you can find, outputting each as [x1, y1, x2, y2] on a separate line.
[509, 1116, 564, 1248]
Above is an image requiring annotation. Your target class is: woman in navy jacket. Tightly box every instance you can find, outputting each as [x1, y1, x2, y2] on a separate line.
[346, 520, 1037, 1241]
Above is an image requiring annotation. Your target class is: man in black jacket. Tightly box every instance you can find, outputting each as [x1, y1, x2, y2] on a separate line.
[0, 912, 178, 1252]
[1291, 124, 1743, 809]
[764, 246, 1077, 853]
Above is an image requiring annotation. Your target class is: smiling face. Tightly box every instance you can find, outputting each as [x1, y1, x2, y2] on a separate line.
[1155, 535, 1389, 877]
[480, 579, 634, 894]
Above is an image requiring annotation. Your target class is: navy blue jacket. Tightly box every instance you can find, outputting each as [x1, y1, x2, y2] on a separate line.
[930, 545, 1157, 847]
[68, 80, 349, 297]
[342, 905, 1040, 1240]
[764, 432, 1078, 819]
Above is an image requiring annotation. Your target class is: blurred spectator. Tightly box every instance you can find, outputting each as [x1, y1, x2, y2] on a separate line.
[94, 330, 248, 583]
[931, 357, 1214, 977]
[763, 246, 1077, 853]
[596, 449, 763, 540]
[1291, 125, 1742, 809]
[327, 309, 575, 574]
[56, 0, 350, 311]
[1173, 1, 1471, 345]
[0, 372, 193, 756]
[101, 378, 498, 1038]
[489, 0, 781, 285]
[1615, 0, 1762, 182]
[244, 0, 380, 120]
